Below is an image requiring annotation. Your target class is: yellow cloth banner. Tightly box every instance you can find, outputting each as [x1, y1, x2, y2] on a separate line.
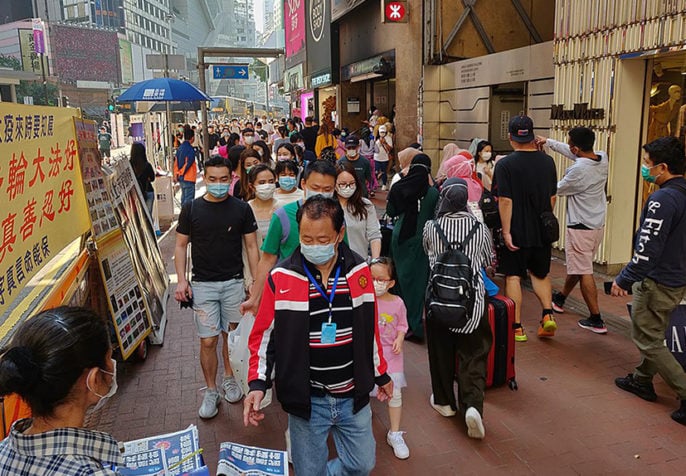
[0, 104, 90, 317]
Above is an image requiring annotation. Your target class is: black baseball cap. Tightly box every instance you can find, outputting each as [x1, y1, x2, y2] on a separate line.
[345, 136, 359, 148]
[508, 115, 534, 143]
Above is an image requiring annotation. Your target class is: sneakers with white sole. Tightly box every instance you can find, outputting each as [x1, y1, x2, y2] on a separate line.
[430, 394, 456, 417]
[222, 376, 243, 403]
[465, 407, 485, 439]
[387, 431, 410, 459]
[198, 389, 220, 419]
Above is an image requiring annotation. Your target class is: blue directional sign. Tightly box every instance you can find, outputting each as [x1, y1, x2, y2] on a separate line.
[213, 65, 249, 80]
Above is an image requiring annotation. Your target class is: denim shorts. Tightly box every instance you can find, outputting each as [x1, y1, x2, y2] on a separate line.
[192, 279, 245, 338]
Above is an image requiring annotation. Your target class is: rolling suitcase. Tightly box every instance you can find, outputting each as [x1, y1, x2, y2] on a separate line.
[486, 295, 518, 390]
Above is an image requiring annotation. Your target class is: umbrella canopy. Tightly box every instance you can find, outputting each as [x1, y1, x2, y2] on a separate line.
[117, 78, 211, 102]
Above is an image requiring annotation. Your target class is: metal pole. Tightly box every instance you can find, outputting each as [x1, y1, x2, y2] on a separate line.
[265, 65, 269, 117]
[165, 53, 172, 171]
[198, 50, 209, 158]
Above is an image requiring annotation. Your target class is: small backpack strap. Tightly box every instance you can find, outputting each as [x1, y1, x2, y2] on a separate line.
[458, 220, 480, 250]
[432, 220, 452, 249]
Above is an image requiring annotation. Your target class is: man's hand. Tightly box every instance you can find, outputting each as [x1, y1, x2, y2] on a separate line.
[502, 232, 520, 251]
[243, 390, 266, 427]
[535, 135, 548, 147]
[392, 336, 403, 355]
[377, 381, 394, 402]
[240, 296, 259, 316]
[174, 280, 192, 303]
[610, 280, 629, 297]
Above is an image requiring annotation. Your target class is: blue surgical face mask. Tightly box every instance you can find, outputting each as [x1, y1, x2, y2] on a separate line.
[207, 183, 230, 198]
[301, 242, 336, 265]
[641, 164, 661, 183]
[305, 188, 334, 200]
[279, 176, 297, 191]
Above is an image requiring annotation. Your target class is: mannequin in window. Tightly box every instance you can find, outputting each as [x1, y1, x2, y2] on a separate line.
[647, 85, 682, 142]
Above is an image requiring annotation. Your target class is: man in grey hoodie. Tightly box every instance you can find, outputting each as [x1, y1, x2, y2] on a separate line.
[536, 127, 609, 333]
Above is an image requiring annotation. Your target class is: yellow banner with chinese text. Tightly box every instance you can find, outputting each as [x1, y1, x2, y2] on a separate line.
[0, 104, 90, 317]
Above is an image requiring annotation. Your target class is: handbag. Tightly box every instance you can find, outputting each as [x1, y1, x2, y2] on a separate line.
[540, 210, 560, 243]
[379, 213, 395, 257]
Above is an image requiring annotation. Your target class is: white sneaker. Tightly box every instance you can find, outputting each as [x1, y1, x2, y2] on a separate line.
[386, 431, 410, 459]
[284, 428, 292, 464]
[222, 376, 243, 403]
[465, 407, 485, 439]
[430, 394, 456, 417]
[198, 389, 220, 419]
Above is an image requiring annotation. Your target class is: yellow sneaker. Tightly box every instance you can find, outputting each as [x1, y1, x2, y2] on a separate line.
[538, 314, 557, 338]
[514, 326, 528, 342]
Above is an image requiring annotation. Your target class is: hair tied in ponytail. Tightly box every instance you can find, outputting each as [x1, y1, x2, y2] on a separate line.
[4, 346, 41, 387]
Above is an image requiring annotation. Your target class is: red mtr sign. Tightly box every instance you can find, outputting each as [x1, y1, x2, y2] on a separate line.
[384, 1, 407, 23]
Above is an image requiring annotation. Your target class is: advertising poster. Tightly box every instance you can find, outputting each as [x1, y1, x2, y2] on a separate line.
[74, 118, 118, 240]
[18, 29, 46, 74]
[104, 159, 168, 330]
[284, 0, 306, 68]
[119, 38, 134, 85]
[0, 104, 90, 318]
[217, 442, 288, 476]
[122, 426, 204, 476]
[31, 18, 45, 54]
[97, 234, 151, 359]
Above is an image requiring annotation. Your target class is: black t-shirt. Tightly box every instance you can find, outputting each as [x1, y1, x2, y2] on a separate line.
[177, 196, 257, 281]
[207, 132, 221, 150]
[301, 126, 319, 152]
[492, 150, 557, 248]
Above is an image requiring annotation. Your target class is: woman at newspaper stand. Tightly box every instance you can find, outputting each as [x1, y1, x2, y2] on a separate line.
[0, 306, 123, 475]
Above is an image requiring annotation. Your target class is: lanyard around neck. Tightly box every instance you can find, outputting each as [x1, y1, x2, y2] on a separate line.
[303, 259, 341, 323]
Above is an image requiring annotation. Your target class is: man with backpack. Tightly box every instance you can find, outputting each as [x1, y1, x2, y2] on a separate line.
[422, 178, 493, 440]
[611, 136, 686, 426]
[536, 128, 609, 334]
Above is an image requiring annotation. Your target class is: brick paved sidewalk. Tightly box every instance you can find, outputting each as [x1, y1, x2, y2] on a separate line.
[87, 199, 686, 475]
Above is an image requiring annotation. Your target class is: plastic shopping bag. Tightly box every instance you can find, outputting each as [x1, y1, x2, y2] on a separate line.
[228, 312, 272, 409]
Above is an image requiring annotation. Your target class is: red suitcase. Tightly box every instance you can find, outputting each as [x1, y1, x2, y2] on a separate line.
[486, 295, 518, 389]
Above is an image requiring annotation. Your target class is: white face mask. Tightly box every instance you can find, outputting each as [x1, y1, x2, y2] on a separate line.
[244, 136, 255, 145]
[336, 184, 356, 198]
[373, 280, 390, 297]
[346, 149, 357, 158]
[481, 151, 492, 161]
[255, 183, 276, 200]
[87, 358, 118, 411]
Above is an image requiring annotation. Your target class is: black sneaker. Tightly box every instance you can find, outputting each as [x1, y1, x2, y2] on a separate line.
[552, 291, 566, 313]
[614, 374, 657, 402]
[671, 400, 686, 425]
[578, 317, 608, 334]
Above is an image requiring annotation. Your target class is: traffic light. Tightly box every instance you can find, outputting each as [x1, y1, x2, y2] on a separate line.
[107, 98, 115, 112]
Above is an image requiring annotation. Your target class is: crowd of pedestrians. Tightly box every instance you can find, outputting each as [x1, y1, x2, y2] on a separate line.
[4, 108, 686, 476]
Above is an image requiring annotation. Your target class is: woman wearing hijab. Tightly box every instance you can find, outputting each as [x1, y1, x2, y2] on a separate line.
[386, 154, 439, 339]
[389, 147, 422, 190]
[443, 154, 485, 221]
[422, 178, 493, 440]
[436, 143, 461, 182]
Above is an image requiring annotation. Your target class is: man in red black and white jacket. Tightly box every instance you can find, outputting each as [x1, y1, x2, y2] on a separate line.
[243, 196, 392, 476]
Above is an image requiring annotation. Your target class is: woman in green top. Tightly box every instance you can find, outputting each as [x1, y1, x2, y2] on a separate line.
[386, 154, 439, 339]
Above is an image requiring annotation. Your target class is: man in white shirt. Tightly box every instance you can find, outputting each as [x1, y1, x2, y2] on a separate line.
[536, 127, 609, 334]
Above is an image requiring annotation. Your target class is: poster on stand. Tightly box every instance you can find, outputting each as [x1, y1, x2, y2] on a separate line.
[0, 104, 90, 319]
[96, 233, 151, 359]
[217, 442, 288, 476]
[74, 118, 118, 240]
[103, 159, 168, 330]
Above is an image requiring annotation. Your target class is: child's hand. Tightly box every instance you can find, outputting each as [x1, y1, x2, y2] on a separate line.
[392, 335, 404, 354]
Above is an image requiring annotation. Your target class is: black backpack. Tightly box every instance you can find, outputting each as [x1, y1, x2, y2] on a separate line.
[426, 219, 480, 330]
[479, 188, 501, 229]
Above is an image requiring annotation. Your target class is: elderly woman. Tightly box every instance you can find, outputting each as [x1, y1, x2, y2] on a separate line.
[0, 306, 122, 474]
[386, 154, 439, 339]
[422, 178, 493, 440]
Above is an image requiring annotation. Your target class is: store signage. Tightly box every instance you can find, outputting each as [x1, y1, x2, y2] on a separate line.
[31, 18, 45, 54]
[341, 50, 395, 82]
[550, 103, 605, 120]
[310, 0, 326, 42]
[311, 72, 332, 88]
[286, 0, 306, 62]
[384, 1, 408, 23]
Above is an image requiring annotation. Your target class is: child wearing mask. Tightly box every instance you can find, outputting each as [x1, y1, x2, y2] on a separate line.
[370, 257, 410, 460]
[275, 159, 304, 205]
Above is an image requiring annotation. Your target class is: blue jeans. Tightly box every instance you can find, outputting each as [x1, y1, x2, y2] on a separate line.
[288, 396, 375, 476]
[179, 179, 195, 207]
[374, 160, 389, 186]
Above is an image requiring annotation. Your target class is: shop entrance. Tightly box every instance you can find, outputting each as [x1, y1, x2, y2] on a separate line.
[371, 78, 396, 122]
[489, 82, 526, 152]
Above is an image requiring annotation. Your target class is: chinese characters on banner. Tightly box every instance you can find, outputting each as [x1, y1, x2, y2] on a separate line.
[0, 104, 89, 318]
[217, 442, 288, 475]
[122, 426, 204, 476]
[285, 0, 306, 67]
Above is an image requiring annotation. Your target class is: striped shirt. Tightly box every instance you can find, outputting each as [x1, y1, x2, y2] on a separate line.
[305, 260, 355, 396]
[0, 418, 123, 476]
[422, 212, 493, 334]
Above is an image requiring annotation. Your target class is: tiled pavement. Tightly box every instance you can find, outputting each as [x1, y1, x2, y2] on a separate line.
[86, 189, 686, 475]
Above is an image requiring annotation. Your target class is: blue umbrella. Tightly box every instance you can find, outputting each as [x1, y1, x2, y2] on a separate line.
[117, 77, 211, 102]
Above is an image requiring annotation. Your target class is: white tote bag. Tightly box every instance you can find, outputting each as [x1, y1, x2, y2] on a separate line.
[228, 312, 272, 409]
